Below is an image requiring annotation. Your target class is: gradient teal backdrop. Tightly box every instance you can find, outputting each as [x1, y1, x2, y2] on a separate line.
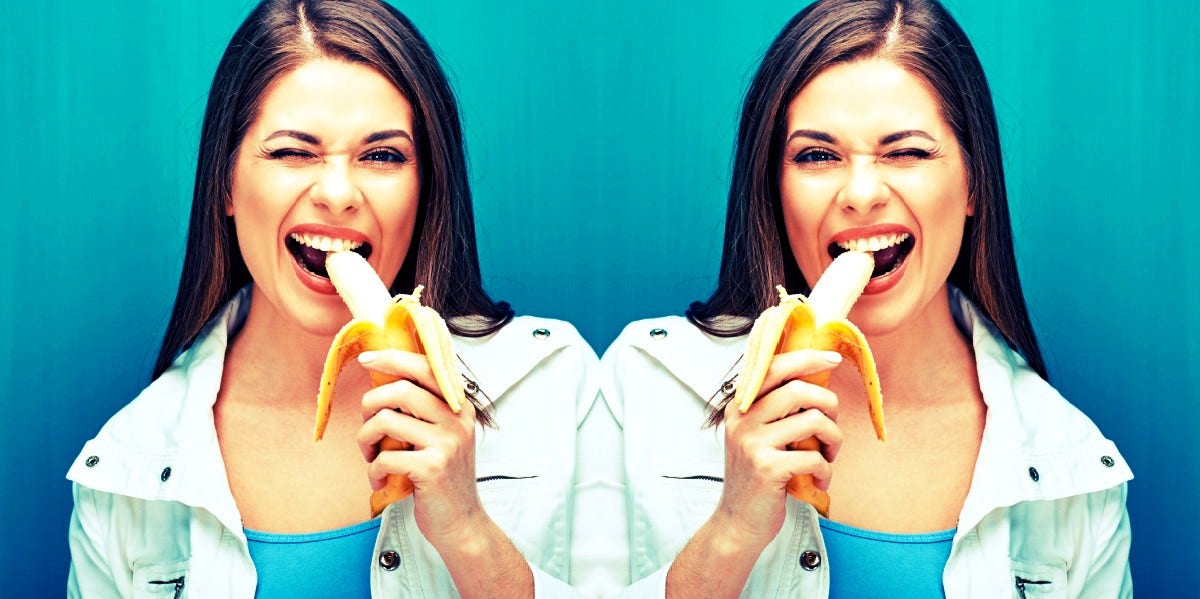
[2, 0, 1196, 595]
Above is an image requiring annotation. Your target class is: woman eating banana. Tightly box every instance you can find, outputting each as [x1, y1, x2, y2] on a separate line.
[65, 1, 603, 596]
[598, 0, 1133, 596]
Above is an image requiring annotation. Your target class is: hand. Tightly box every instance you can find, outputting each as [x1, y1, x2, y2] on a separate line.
[356, 349, 490, 548]
[715, 349, 844, 545]
[665, 349, 844, 599]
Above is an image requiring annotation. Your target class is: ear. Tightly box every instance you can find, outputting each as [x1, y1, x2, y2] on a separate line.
[965, 194, 976, 217]
[225, 196, 235, 217]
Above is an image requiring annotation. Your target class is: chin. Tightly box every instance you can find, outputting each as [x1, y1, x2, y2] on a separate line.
[300, 309, 353, 338]
[276, 292, 353, 339]
[849, 310, 908, 339]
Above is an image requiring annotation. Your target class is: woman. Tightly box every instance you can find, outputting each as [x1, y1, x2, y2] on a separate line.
[66, 1, 599, 597]
[600, 0, 1133, 596]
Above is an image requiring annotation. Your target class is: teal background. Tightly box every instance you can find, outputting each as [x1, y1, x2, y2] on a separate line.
[1, 0, 1196, 594]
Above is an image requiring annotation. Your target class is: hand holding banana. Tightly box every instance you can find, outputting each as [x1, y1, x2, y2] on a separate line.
[314, 251, 467, 517]
[733, 251, 886, 516]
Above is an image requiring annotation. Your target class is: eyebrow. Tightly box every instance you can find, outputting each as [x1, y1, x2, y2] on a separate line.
[879, 129, 935, 145]
[363, 129, 414, 144]
[786, 129, 937, 146]
[786, 129, 837, 144]
[263, 129, 320, 144]
[261, 129, 414, 145]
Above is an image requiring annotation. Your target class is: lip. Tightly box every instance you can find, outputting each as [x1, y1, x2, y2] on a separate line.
[862, 255, 907, 295]
[825, 223, 915, 295]
[285, 224, 374, 295]
[286, 223, 372, 245]
[828, 223, 915, 248]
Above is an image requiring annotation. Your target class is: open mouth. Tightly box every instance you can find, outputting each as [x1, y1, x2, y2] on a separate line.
[286, 233, 373, 279]
[828, 233, 914, 278]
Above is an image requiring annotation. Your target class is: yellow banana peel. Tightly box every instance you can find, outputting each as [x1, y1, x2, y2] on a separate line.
[733, 251, 886, 516]
[314, 250, 467, 517]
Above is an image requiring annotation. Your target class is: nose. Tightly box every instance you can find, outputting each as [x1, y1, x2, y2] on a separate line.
[836, 156, 889, 214]
[310, 158, 361, 216]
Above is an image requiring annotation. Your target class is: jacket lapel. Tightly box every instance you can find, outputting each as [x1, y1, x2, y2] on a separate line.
[626, 316, 746, 409]
[950, 287, 1133, 538]
[66, 288, 250, 539]
[452, 316, 571, 411]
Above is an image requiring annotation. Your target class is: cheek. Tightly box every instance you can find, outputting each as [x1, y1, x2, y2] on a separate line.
[227, 169, 288, 272]
[923, 190, 970, 274]
[779, 174, 830, 284]
[371, 176, 422, 276]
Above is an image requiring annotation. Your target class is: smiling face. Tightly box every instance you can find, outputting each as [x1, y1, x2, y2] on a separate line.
[780, 58, 972, 335]
[227, 58, 420, 335]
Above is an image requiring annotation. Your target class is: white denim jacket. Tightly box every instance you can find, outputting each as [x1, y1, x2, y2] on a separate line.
[67, 287, 607, 598]
[599, 286, 1134, 598]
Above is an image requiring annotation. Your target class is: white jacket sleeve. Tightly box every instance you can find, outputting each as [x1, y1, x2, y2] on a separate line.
[1077, 483, 1133, 598]
[67, 483, 125, 599]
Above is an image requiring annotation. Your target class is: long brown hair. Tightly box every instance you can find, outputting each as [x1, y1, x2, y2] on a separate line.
[688, 0, 1046, 379]
[154, 0, 512, 378]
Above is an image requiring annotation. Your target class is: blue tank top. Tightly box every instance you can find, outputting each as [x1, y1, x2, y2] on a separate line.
[820, 518, 955, 599]
[245, 518, 381, 598]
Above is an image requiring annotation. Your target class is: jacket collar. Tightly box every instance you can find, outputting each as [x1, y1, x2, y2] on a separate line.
[453, 316, 570, 413]
[949, 285, 1132, 533]
[625, 316, 746, 414]
[66, 287, 251, 536]
[66, 287, 568, 534]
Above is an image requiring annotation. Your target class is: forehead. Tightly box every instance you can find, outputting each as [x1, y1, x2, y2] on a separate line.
[251, 58, 413, 134]
[786, 59, 948, 138]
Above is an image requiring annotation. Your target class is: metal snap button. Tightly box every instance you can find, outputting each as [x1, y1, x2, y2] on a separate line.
[378, 550, 400, 570]
[85, 456, 100, 468]
[1101, 455, 1115, 468]
[160, 467, 172, 482]
[720, 379, 735, 396]
[464, 379, 479, 394]
[649, 328, 667, 338]
[532, 328, 550, 339]
[1028, 466, 1040, 482]
[799, 550, 822, 570]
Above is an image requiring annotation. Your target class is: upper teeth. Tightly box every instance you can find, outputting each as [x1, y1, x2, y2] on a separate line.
[837, 233, 910, 253]
[290, 233, 364, 252]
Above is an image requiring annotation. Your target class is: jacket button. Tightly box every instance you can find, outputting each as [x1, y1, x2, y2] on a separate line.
[799, 550, 822, 570]
[720, 379, 735, 396]
[1101, 455, 1115, 468]
[160, 467, 172, 482]
[1028, 466, 1040, 482]
[378, 550, 400, 570]
[532, 328, 550, 338]
[85, 456, 100, 468]
[649, 328, 668, 338]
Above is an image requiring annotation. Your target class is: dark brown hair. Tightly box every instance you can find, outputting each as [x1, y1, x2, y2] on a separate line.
[688, 0, 1046, 379]
[154, 0, 512, 378]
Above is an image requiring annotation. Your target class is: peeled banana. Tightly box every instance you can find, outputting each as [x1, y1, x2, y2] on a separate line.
[314, 250, 467, 516]
[733, 251, 886, 516]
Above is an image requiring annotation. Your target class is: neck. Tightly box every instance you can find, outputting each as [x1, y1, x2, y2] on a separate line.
[223, 286, 369, 407]
[831, 286, 978, 410]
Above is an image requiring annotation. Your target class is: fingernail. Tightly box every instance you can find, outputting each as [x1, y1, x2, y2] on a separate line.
[822, 351, 843, 364]
[358, 351, 378, 364]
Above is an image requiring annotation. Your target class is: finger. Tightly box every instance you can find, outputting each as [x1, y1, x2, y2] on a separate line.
[744, 379, 839, 425]
[357, 349, 440, 398]
[775, 450, 835, 492]
[366, 445, 451, 491]
[367, 451, 413, 491]
[760, 409, 843, 463]
[358, 408, 440, 462]
[758, 349, 843, 398]
[361, 378, 455, 425]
